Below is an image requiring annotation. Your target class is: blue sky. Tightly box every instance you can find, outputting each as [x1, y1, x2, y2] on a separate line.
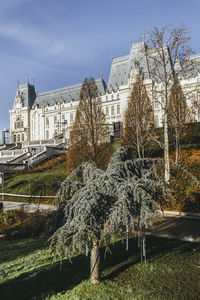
[0, 0, 200, 137]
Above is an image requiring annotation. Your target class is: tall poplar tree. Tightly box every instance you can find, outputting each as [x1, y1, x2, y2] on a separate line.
[168, 78, 192, 162]
[123, 74, 156, 158]
[67, 78, 109, 174]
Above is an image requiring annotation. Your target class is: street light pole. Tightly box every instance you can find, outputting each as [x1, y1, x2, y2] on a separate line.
[0, 172, 4, 202]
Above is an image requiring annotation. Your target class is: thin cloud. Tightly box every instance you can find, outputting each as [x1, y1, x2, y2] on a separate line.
[0, 22, 64, 56]
[0, 21, 103, 64]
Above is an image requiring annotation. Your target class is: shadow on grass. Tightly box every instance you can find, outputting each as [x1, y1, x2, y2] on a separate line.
[0, 237, 48, 265]
[0, 252, 90, 300]
[0, 236, 198, 300]
[102, 235, 199, 280]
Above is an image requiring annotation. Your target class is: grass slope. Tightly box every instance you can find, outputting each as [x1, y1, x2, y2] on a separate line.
[0, 236, 199, 300]
[2, 142, 121, 203]
[3, 162, 66, 202]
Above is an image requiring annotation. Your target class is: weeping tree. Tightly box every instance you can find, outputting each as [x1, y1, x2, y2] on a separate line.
[50, 147, 168, 284]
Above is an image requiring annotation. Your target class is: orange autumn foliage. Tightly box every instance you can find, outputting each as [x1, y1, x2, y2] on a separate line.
[165, 149, 200, 212]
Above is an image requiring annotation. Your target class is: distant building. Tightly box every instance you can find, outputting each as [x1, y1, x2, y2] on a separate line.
[9, 42, 200, 146]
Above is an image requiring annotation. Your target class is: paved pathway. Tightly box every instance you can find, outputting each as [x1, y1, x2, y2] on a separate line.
[1, 201, 200, 243]
[148, 217, 200, 243]
[1, 201, 56, 212]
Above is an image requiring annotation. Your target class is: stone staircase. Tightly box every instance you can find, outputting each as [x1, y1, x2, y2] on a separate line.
[0, 139, 66, 173]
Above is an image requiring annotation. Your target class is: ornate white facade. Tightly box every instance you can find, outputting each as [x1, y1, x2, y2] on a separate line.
[9, 43, 200, 145]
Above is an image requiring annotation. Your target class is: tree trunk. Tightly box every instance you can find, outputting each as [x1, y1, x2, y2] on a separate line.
[175, 128, 180, 164]
[164, 112, 170, 183]
[90, 241, 100, 284]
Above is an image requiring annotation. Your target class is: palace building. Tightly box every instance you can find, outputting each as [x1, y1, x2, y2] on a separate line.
[9, 42, 200, 147]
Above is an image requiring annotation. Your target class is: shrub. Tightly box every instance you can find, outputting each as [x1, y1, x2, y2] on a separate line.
[32, 154, 66, 173]
[66, 142, 116, 176]
[0, 208, 52, 239]
[165, 149, 200, 212]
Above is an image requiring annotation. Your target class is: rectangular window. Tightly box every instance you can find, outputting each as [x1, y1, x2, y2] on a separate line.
[106, 107, 109, 116]
[117, 105, 120, 115]
[154, 100, 159, 109]
[54, 116, 57, 124]
[161, 114, 164, 124]
[154, 115, 159, 127]
[70, 113, 73, 122]
[111, 106, 114, 115]
[46, 118, 49, 126]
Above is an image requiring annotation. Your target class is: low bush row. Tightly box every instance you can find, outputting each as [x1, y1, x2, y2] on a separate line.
[0, 208, 52, 239]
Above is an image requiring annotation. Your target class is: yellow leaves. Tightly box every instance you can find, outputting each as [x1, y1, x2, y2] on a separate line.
[168, 149, 200, 212]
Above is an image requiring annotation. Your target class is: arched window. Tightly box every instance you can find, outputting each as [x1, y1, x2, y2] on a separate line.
[46, 130, 49, 139]
[17, 134, 20, 142]
[13, 135, 16, 143]
[21, 134, 24, 142]
[46, 117, 49, 126]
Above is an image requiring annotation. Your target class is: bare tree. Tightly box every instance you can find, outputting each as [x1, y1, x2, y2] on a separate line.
[123, 74, 156, 158]
[68, 78, 109, 173]
[142, 25, 193, 182]
[168, 78, 192, 163]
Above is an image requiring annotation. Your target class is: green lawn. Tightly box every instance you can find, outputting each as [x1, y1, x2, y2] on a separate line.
[0, 236, 199, 300]
[3, 162, 66, 203]
[2, 141, 121, 204]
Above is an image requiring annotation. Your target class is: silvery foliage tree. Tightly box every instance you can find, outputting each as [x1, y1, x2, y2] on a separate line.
[50, 147, 168, 284]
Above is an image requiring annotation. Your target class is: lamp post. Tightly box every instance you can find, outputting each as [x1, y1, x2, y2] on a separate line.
[0, 172, 4, 202]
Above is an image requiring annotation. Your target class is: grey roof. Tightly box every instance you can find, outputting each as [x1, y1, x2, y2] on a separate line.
[17, 79, 106, 109]
[107, 42, 200, 90]
[107, 42, 151, 91]
[33, 78, 106, 108]
[181, 54, 200, 79]
[17, 83, 36, 108]
[16, 47, 200, 109]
